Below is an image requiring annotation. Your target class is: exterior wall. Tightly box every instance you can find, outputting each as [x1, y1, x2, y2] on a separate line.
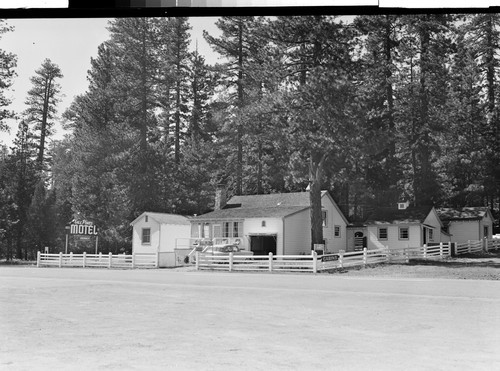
[322, 197, 348, 253]
[132, 216, 160, 254]
[284, 210, 311, 255]
[448, 221, 480, 243]
[159, 224, 191, 253]
[423, 209, 443, 243]
[243, 218, 284, 254]
[367, 224, 422, 250]
[480, 214, 493, 240]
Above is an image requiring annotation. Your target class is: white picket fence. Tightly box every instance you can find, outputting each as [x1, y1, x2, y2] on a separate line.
[388, 243, 452, 263]
[37, 252, 158, 269]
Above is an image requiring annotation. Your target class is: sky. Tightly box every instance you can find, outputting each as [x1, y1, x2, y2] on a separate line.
[0, 16, 221, 148]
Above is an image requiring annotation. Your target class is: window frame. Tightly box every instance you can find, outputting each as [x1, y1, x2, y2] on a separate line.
[141, 228, 151, 245]
[399, 227, 409, 240]
[322, 209, 328, 228]
[334, 225, 341, 238]
[378, 227, 388, 240]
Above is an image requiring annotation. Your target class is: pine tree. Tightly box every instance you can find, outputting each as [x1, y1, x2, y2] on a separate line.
[0, 20, 17, 132]
[23, 58, 63, 170]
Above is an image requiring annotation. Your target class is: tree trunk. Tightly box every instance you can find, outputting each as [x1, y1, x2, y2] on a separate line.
[309, 151, 326, 248]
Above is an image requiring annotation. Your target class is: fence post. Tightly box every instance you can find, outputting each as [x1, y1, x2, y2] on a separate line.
[108, 252, 112, 268]
[484, 238, 489, 252]
[468, 240, 471, 254]
[439, 242, 443, 259]
[37, 251, 41, 268]
[229, 252, 233, 272]
[312, 251, 318, 273]
[83, 252, 86, 268]
[195, 252, 199, 270]
[59, 252, 63, 268]
[69, 252, 73, 264]
[131, 253, 135, 269]
[269, 252, 273, 272]
[423, 244, 427, 259]
[363, 248, 367, 267]
[385, 246, 390, 263]
[155, 252, 159, 268]
[339, 250, 344, 268]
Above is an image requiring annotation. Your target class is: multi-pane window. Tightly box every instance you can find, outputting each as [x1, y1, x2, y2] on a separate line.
[399, 227, 409, 240]
[428, 229, 434, 241]
[484, 226, 489, 238]
[223, 222, 242, 238]
[378, 228, 388, 240]
[334, 225, 341, 238]
[142, 228, 151, 244]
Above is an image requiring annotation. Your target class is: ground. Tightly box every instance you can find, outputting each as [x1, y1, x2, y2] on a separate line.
[1, 253, 499, 370]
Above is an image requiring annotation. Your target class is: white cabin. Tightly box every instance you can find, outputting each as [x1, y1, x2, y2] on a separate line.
[131, 212, 191, 267]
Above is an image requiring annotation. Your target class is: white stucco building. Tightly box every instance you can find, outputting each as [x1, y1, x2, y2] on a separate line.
[131, 212, 191, 267]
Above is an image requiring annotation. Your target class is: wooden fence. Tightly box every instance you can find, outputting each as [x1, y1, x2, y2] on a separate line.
[37, 252, 158, 269]
[195, 248, 390, 273]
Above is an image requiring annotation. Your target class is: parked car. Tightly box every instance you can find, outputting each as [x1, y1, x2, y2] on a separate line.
[202, 244, 254, 256]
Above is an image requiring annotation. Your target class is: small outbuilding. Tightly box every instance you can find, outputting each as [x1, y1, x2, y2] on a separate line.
[131, 212, 191, 267]
[437, 207, 494, 243]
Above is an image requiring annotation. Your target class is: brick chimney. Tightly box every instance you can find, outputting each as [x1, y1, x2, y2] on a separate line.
[214, 183, 227, 210]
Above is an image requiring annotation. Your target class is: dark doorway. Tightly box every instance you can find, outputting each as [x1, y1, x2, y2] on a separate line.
[250, 235, 277, 256]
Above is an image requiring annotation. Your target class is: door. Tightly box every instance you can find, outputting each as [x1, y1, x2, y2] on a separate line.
[354, 232, 364, 251]
[250, 235, 277, 256]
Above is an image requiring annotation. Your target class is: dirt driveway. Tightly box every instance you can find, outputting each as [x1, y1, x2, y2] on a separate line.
[1, 264, 499, 371]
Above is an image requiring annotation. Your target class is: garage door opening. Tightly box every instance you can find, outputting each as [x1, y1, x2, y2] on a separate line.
[250, 235, 277, 256]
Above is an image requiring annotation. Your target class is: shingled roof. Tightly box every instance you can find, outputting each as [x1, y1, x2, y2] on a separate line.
[437, 207, 489, 221]
[363, 206, 434, 225]
[191, 191, 327, 221]
[131, 212, 190, 226]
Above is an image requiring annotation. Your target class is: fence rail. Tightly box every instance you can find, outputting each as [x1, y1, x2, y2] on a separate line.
[455, 240, 484, 255]
[37, 252, 158, 269]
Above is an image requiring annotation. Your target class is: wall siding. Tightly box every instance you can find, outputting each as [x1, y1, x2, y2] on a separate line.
[448, 221, 480, 243]
[423, 209, 443, 243]
[322, 197, 348, 253]
[284, 210, 311, 255]
[367, 224, 422, 250]
[132, 216, 160, 254]
[159, 224, 191, 253]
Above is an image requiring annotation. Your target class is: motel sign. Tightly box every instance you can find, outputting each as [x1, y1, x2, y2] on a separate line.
[70, 220, 98, 235]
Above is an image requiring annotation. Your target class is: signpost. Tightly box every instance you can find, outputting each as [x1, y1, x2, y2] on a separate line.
[66, 219, 99, 254]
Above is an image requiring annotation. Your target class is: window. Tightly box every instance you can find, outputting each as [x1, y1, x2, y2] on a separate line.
[399, 227, 409, 240]
[484, 226, 489, 238]
[322, 210, 328, 227]
[378, 228, 388, 240]
[145, 215, 148, 222]
[142, 228, 151, 244]
[223, 222, 242, 238]
[262, 220, 266, 227]
[334, 225, 341, 238]
[428, 229, 434, 241]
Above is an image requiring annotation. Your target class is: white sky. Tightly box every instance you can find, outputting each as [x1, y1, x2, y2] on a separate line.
[0, 17, 221, 148]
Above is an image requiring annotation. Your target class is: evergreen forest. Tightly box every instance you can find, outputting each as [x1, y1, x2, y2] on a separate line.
[1, 14, 499, 260]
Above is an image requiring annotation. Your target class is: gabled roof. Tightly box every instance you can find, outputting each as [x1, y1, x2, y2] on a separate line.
[363, 206, 434, 225]
[191, 206, 309, 221]
[191, 191, 343, 221]
[130, 212, 190, 226]
[437, 207, 490, 221]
